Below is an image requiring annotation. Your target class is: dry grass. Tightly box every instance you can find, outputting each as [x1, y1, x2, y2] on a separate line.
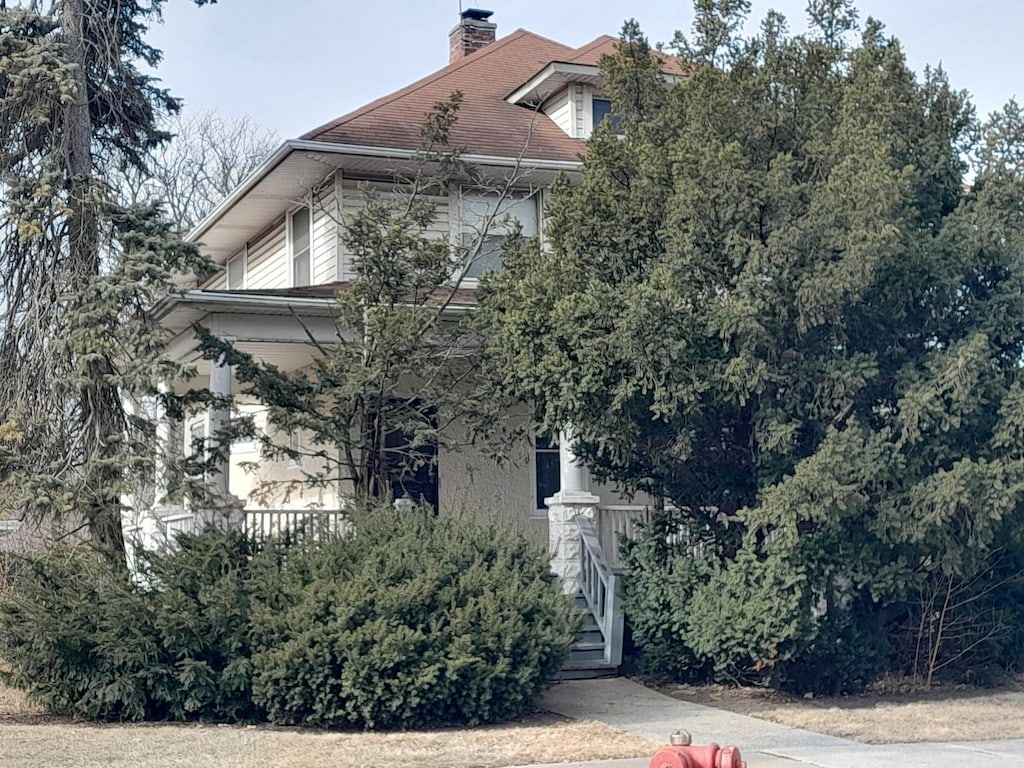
[0, 681, 656, 768]
[0, 681, 39, 715]
[662, 678, 1024, 744]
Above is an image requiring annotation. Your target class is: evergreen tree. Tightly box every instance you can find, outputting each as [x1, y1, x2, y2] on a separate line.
[0, 0, 214, 562]
[481, 1, 1024, 684]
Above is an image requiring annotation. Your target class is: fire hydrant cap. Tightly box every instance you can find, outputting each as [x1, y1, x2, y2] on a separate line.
[670, 730, 692, 746]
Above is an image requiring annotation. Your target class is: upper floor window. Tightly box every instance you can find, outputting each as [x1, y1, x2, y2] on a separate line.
[592, 98, 621, 134]
[226, 249, 247, 290]
[289, 205, 312, 287]
[460, 190, 539, 279]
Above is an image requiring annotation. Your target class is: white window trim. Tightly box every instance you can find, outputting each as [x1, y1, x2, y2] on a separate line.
[334, 171, 347, 282]
[531, 434, 560, 519]
[457, 187, 540, 284]
[287, 202, 313, 288]
[226, 247, 248, 290]
[582, 85, 595, 138]
[187, 417, 207, 459]
[287, 430, 302, 469]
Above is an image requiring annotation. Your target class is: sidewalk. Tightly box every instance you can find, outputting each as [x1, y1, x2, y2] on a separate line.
[530, 678, 1024, 768]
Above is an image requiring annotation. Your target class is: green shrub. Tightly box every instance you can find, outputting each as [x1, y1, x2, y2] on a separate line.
[0, 508, 575, 728]
[622, 517, 889, 695]
[250, 510, 577, 729]
[0, 532, 264, 721]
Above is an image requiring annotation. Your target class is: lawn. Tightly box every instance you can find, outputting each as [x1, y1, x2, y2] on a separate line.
[0, 682, 658, 768]
[661, 678, 1024, 744]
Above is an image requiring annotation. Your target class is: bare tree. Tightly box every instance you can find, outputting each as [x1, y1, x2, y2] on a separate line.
[121, 111, 279, 232]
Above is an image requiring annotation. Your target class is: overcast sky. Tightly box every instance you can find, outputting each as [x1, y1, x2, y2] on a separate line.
[146, 0, 1023, 139]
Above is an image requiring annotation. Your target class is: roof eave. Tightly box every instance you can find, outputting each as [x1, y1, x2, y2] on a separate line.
[186, 139, 584, 251]
[506, 62, 603, 105]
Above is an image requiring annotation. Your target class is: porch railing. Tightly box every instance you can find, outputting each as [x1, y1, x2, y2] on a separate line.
[160, 510, 197, 541]
[596, 505, 653, 572]
[150, 508, 349, 546]
[576, 516, 624, 667]
[245, 509, 349, 541]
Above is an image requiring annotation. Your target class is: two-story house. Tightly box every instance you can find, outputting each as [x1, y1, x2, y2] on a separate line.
[132, 9, 683, 674]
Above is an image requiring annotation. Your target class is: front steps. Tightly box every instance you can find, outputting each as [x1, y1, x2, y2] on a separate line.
[560, 591, 619, 679]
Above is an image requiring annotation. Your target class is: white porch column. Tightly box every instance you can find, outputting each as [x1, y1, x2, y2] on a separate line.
[200, 355, 244, 531]
[208, 355, 232, 502]
[154, 381, 173, 506]
[546, 428, 601, 593]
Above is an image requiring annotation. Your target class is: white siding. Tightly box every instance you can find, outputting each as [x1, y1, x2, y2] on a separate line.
[245, 223, 287, 289]
[203, 271, 227, 290]
[338, 179, 450, 280]
[573, 84, 586, 137]
[544, 88, 573, 137]
[312, 192, 338, 285]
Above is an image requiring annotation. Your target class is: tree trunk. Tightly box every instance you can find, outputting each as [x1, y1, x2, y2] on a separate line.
[63, 0, 127, 562]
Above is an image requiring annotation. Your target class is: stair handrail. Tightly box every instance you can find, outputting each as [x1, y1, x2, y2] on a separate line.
[575, 515, 624, 667]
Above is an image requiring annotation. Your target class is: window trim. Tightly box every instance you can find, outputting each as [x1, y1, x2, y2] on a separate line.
[458, 187, 540, 282]
[287, 203, 313, 288]
[532, 433, 560, 517]
[226, 247, 247, 290]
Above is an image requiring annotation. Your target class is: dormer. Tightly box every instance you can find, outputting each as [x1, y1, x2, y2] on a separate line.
[506, 62, 612, 140]
[506, 35, 685, 140]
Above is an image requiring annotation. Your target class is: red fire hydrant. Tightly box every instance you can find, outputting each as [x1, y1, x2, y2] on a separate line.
[649, 730, 747, 768]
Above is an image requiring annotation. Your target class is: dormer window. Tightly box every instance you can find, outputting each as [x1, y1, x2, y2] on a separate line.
[592, 98, 621, 133]
[289, 205, 312, 287]
[460, 190, 539, 279]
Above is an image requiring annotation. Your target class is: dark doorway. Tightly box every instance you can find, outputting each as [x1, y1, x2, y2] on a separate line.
[382, 403, 439, 511]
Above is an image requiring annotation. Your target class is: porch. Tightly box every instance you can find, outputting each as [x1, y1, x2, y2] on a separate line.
[136, 502, 651, 573]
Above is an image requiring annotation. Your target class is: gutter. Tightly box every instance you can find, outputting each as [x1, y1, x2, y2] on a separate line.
[152, 290, 340, 323]
[153, 289, 478, 324]
[186, 139, 584, 245]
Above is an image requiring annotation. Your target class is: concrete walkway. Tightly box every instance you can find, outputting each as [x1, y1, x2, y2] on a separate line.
[532, 678, 1024, 768]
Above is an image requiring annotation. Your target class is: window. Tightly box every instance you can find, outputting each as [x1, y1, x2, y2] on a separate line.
[287, 430, 301, 467]
[226, 249, 247, 290]
[535, 434, 560, 511]
[460, 191, 539, 278]
[592, 97, 622, 134]
[290, 205, 312, 287]
[188, 420, 206, 459]
[231, 405, 258, 454]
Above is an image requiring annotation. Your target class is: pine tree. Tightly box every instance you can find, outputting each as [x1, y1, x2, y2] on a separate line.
[0, 0, 214, 562]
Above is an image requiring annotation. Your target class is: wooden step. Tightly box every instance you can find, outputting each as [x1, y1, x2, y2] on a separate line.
[556, 660, 619, 680]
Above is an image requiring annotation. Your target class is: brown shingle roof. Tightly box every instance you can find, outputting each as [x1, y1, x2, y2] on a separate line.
[301, 30, 587, 162]
[566, 34, 688, 75]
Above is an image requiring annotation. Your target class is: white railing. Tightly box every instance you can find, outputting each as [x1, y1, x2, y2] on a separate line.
[160, 511, 197, 542]
[576, 516, 624, 667]
[596, 505, 652, 572]
[244, 509, 349, 542]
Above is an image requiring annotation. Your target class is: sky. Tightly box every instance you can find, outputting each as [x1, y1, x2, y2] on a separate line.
[146, 0, 1024, 140]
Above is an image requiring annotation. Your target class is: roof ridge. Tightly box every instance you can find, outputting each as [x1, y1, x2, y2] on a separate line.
[301, 29, 577, 141]
[573, 34, 619, 54]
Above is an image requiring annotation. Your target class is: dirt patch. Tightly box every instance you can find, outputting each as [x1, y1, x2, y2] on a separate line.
[656, 677, 1024, 744]
[0, 681, 657, 768]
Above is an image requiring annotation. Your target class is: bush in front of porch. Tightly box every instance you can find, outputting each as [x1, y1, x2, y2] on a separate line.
[0, 505, 576, 728]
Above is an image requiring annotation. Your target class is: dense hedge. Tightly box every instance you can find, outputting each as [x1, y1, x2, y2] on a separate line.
[622, 513, 1022, 695]
[0, 509, 576, 728]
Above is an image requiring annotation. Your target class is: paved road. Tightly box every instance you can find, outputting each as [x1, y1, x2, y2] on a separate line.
[530, 678, 1024, 768]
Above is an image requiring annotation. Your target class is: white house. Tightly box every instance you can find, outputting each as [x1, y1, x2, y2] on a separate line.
[129, 10, 684, 674]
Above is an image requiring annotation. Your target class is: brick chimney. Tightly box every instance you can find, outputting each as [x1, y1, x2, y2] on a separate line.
[449, 8, 496, 63]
